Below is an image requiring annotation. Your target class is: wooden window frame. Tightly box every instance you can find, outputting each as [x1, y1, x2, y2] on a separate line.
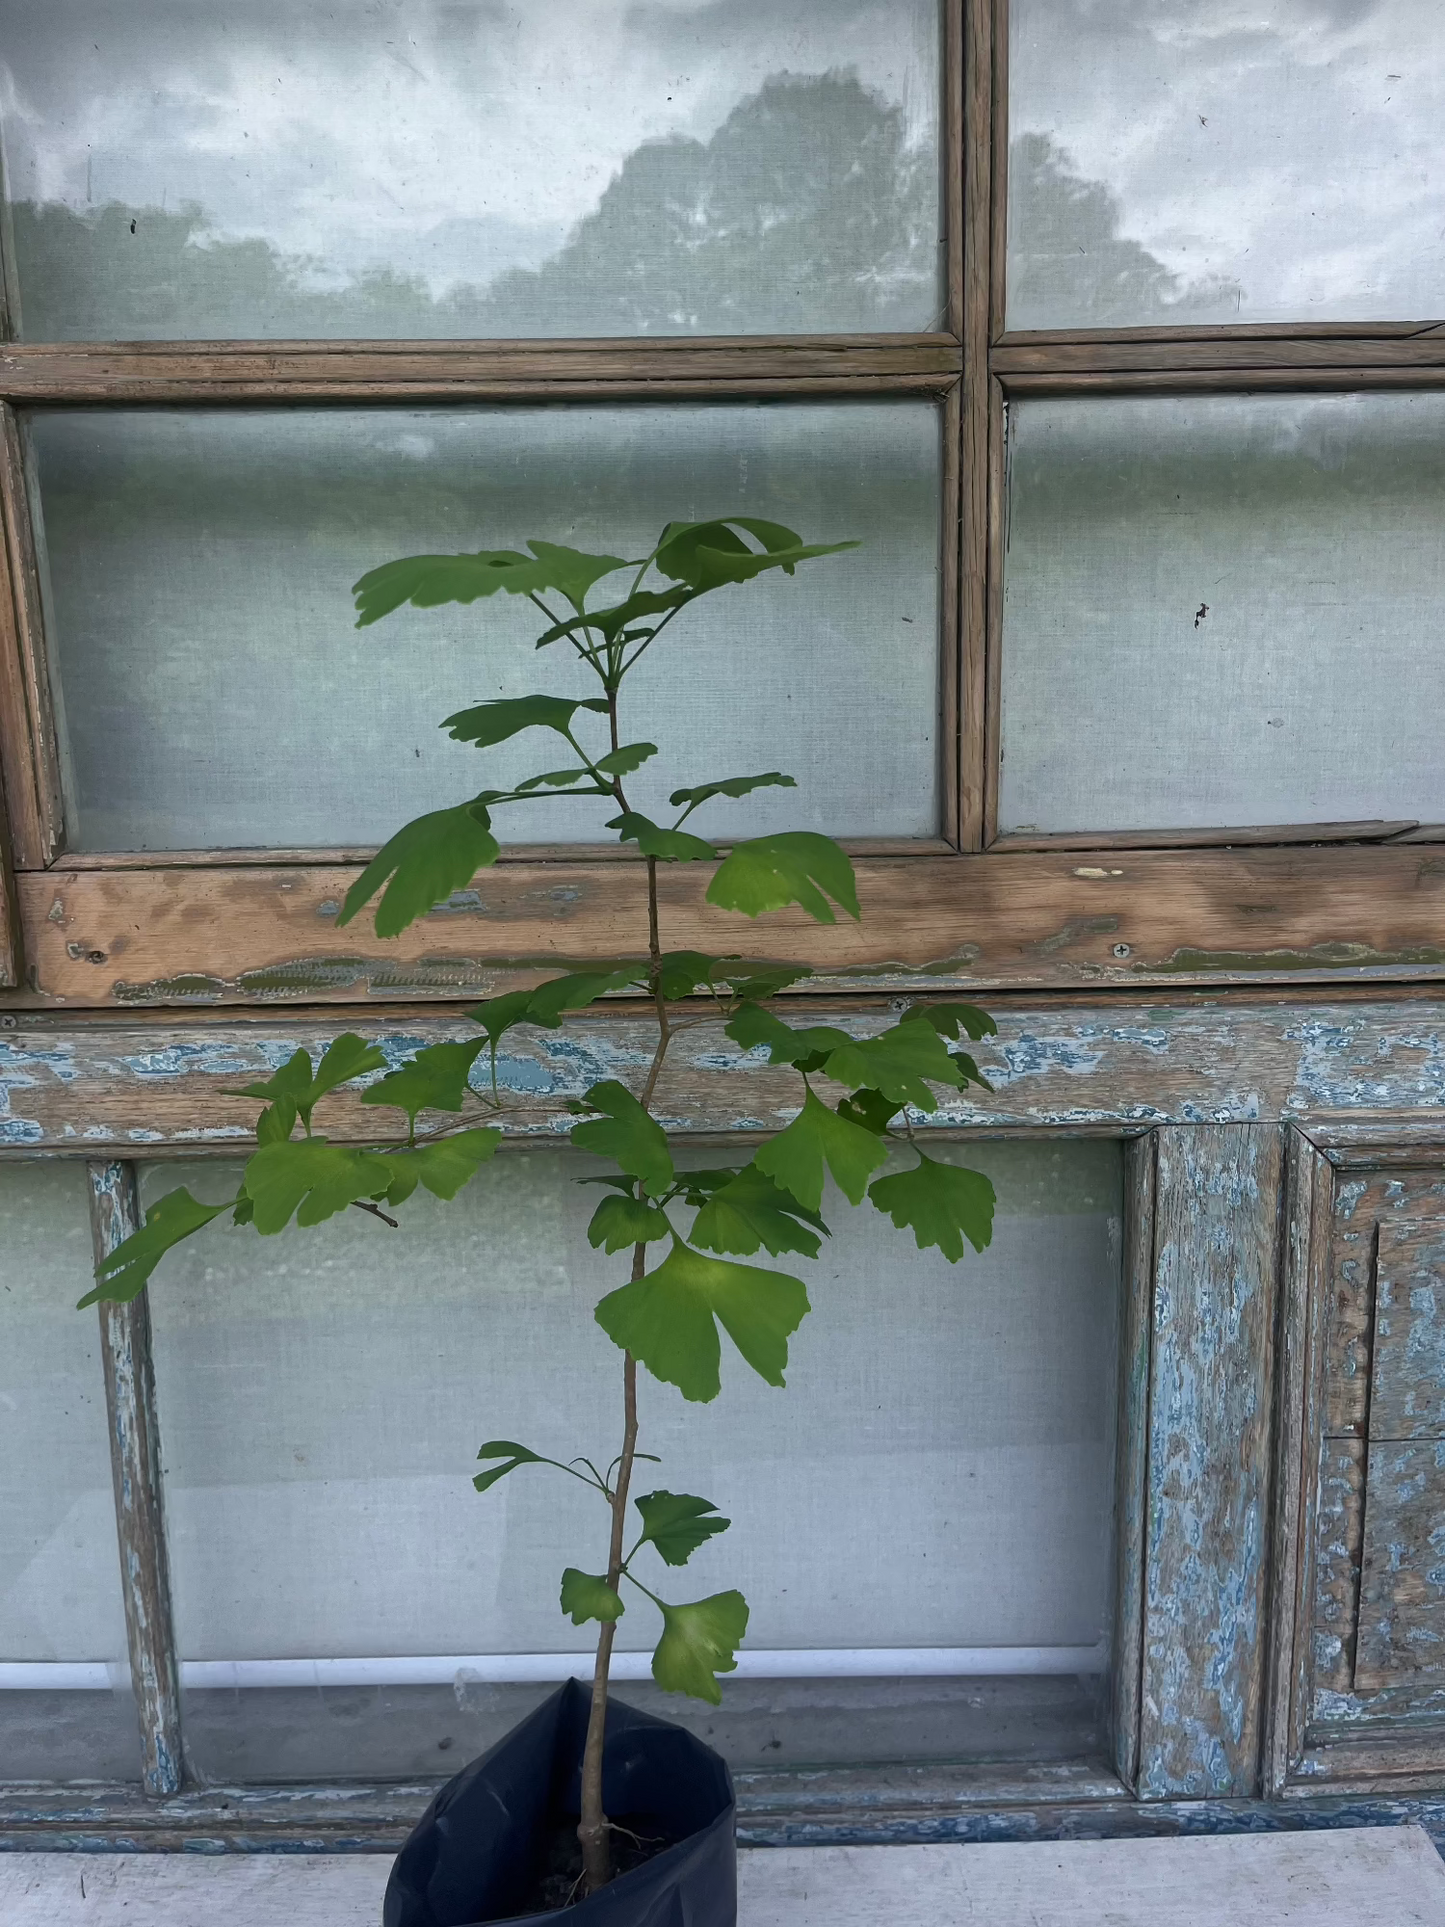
[0, 0, 1443, 1010]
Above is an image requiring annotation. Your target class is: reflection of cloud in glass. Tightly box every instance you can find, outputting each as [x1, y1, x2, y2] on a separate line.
[0, 0, 941, 338]
[1009, 0, 1445, 327]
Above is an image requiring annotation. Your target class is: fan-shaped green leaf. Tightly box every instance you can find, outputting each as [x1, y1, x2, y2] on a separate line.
[560, 1569, 624, 1626]
[570, 1081, 674, 1199]
[607, 812, 719, 862]
[526, 968, 644, 1025]
[725, 1002, 852, 1070]
[83, 1186, 238, 1307]
[753, 1090, 889, 1210]
[820, 1022, 977, 1113]
[588, 1193, 672, 1253]
[634, 1491, 730, 1567]
[224, 1035, 387, 1133]
[532, 585, 693, 649]
[707, 832, 859, 923]
[690, 1165, 827, 1259]
[361, 1038, 489, 1131]
[352, 544, 630, 626]
[652, 1591, 749, 1704]
[469, 988, 552, 1044]
[473, 1440, 547, 1494]
[440, 694, 609, 748]
[596, 742, 657, 778]
[382, 1129, 503, 1205]
[242, 1139, 396, 1234]
[902, 1002, 998, 1043]
[595, 1238, 809, 1401]
[668, 771, 796, 815]
[338, 799, 501, 938]
[653, 516, 858, 591]
[868, 1154, 997, 1261]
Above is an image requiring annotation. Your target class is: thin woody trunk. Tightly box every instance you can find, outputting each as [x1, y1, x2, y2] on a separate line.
[577, 853, 668, 1893]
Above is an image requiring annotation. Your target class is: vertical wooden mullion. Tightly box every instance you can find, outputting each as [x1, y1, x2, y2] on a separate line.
[944, 0, 965, 338]
[1111, 1129, 1157, 1791]
[1136, 1122, 1285, 1800]
[0, 773, 17, 986]
[940, 381, 961, 845]
[0, 403, 62, 869]
[1261, 1126, 1335, 1796]
[989, 0, 1010, 344]
[958, 0, 994, 849]
[88, 1160, 185, 1796]
[982, 374, 1005, 845]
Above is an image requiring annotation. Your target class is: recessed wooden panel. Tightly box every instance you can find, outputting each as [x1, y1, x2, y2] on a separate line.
[1327, 1174, 1445, 1441]
[1356, 1439, 1445, 1688]
[1369, 1219, 1445, 1441]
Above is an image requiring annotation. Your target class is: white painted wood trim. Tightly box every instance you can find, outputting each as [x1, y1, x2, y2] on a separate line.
[3, 1827, 1444, 1925]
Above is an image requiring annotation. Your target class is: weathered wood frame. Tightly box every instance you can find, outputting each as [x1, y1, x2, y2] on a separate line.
[1, 0, 1444, 1007]
[5, 0, 1445, 1854]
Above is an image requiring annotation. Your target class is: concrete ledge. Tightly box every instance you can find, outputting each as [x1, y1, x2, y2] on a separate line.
[3, 1826, 1445, 1924]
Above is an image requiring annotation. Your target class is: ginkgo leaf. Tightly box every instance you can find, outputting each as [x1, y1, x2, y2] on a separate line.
[902, 1002, 998, 1043]
[722, 963, 815, 1001]
[532, 585, 692, 649]
[469, 988, 554, 1045]
[242, 1138, 396, 1233]
[361, 1038, 490, 1132]
[595, 742, 657, 778]
[570, 1081, 674, 1199]
[337, 799, 501, 938]
[526, 968, 644, 1026]
[224, 1034, 387, 1135]
[819, 1022, 978, 1113]
[82, 1187, 238, 1307]
[560, 1569, 624, 1626]
[594, 1238, 810, 1402]
[655, 950, 741, 1000]
[513, 767, 598, 792]
[473, 1440, 547, 1494]
[753, 1089, 889, 1210]
[634, 1491, 731, 1567]
[382, 1129, 503, 1205]
[690, 1165, 827, 1259]
[868, 1154, 997, 1261]
[607, 812, 719, 863]
[440, 694, 609, 748]
[651, 1590, 750, 1704]
[707, 832, 859, 923]
[725, 1001, 852, 1071]
[836, 1087, 904, 1136]
[669, 772, 796, 819]
[352, 544, 631, 626]
[653, 516, 857, 591]
[588, 1193, 672, 1253]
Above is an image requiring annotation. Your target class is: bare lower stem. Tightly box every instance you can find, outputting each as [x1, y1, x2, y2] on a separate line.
[578, 1332, 641, 1892]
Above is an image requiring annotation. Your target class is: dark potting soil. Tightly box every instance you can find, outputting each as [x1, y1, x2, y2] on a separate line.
[517, 1815, 672, 1915]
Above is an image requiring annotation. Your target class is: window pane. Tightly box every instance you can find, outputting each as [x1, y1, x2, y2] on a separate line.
[0, 1160, 140, 1782]
[999, 392, 1445, 835]
[31, 403, 941, 853]
[0, 0, 941, 340]
[144, 1140, 1121, 1779]
[1008, 0, 1444, 330]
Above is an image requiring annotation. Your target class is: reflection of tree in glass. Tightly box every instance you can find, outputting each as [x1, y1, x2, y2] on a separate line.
[1007, 133, 1239, 329]
[7, 73, 938, 339]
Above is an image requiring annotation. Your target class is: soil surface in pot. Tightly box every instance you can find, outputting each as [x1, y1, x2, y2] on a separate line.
[520, 1815, 672, 1915]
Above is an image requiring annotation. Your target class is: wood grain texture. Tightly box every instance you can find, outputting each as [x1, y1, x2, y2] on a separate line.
[957, 0, 991, 851]
[944, 0, 964, 339]
[7, 997, 1445, 1157]
[0, 783, 17, 988]
[1327, 1173, 1445, 1440]
[16, 843, 1445, 1010]
[980, 376, 1004, 847]
[1137, 1124, 1283, 1800]
[992, 822, 1422, 853]
[987, 0, 1008, 346]
[0, 338, 963, 402]
[1369, 1219, 1445, 1440]
[999, 366, 1445, 398]
[1111, 1131, 1156, 1792]
[940, 379, 963, 847]
[1312, 1437, 1367, 1703]
[1356, 1440, 1445, 1687]
[88, 1161, 184, 1798]
[0, 405, 62, 869]
[1263, 1130, 1336, 1797]
[992, 337, 1445, 376]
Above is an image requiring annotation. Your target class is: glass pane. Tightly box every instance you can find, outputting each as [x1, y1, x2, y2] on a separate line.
[999, 392, 1445, 835]
[1008, 0, 1445, 330]
[0, 0, 941, 341]
[0, 1160, 140, 1782]
[30, 402, 941, 853]
[145, 1140, 1121, 1778]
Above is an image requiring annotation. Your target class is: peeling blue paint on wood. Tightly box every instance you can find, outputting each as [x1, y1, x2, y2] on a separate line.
[5, 1000, 1445, 1155]
[1137, 1125, 1282, 1801]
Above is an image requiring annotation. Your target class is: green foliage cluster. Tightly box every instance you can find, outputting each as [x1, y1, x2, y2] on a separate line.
[88, 514, 997, 1720]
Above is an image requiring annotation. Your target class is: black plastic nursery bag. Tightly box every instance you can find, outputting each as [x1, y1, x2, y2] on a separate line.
[383, 1677, 737, 1927]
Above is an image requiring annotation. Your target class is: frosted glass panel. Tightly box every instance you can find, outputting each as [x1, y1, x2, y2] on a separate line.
[1008, 0, 1445, 329]
[999, 392, 1445, 835]
[0, 0, 941, 339]
[30, 403, 941, 853]
[0, 1162, 128, 1664]
[146, 1142, 1120, 1666]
